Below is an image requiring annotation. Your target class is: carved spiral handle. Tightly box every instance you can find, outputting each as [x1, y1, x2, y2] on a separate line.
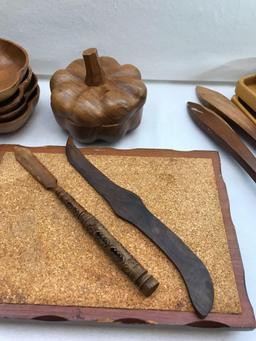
[54, 186, 159, 297]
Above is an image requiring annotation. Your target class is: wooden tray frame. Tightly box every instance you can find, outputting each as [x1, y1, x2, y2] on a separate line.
[0, 144, 255, 329]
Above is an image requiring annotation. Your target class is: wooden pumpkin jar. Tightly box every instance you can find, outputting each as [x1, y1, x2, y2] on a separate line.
[50, 48, 147, 143]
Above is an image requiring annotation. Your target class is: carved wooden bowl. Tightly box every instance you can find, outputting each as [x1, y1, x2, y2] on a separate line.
[0, 67, 33, 114]
[235, 73, 256, 115]
[55, 106, 143, 143]
[0, 85, 39, 134]
[231, 95, 256, 125]
[0, 38, 29, 102]
[50, 48, 147, 143]
[0, 73, 38, 122]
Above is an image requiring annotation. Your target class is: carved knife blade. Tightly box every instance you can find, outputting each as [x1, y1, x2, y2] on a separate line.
[66, 137, 214, 318]
[187, 101, 256, 183]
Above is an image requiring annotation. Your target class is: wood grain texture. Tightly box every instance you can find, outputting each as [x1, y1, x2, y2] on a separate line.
[54, 106, 143, 144]
[0, 144, 254, 328]
[196, 86, 256, 145]
[236, 73, 256, 112]
[83, 48, 105, 86]
[54, 185, 159, 297]
[0, 85, 39, 134]
[0, 38, 29, 101]
[0, 67, 32, 114]
[232, 95, 256, 125]
[187, 102, 256, 183]
[66, 138, 214, 318]
[14, 146, 159, 297]
[0, 73, 37, 122]
[50, 48, 147, 143]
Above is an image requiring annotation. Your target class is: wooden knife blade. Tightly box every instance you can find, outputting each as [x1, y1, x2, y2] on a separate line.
[65, 137, 214, 318]
[187, 102, 256, 183]
[196, 86, 256, 144]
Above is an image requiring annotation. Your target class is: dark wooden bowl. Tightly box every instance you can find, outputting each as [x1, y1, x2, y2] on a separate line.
[0, 67, 33, 114]
[0, 73, 38, 122]
[54, 106, 143, 143]
[0, 85, 39, 134]
[0, 38, 29, 101]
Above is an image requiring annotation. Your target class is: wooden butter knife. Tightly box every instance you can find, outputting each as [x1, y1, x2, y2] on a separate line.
[187, 102, 256, 183]
[196, 86, 256, 144]
[14, 146, 159, 297]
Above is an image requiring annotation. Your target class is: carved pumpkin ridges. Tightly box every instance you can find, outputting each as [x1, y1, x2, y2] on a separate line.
[50, 48, 147, 143]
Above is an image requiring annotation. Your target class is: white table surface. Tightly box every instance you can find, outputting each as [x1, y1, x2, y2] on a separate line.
[0, 78, 255, 340]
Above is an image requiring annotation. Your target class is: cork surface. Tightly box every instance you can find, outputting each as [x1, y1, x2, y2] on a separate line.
[0, 151, 241, 314]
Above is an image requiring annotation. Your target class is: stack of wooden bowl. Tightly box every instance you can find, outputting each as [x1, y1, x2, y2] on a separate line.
[0, 38, 40, 134]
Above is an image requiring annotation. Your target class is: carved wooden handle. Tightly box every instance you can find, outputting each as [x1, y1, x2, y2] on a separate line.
[54, 186, 159, 296]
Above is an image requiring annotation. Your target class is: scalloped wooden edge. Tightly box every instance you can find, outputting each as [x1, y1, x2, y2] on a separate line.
[0, 67, 33, 114]
[0, 145, 254, 329]
[0, 38, 29, 101]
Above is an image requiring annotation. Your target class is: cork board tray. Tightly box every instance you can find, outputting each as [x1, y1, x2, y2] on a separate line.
[0, 144, 254, 329]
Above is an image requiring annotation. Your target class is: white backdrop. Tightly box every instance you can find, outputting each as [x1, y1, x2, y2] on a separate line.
[1, 0, 256, 81]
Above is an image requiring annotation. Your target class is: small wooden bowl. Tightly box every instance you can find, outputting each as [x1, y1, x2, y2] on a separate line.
[0, 85, 39, 134]
[54, 106, 143, 143]
[235, 73, 256, 112]
[231, 95, 256, 125]
[0, 67, 33, 114]
[0, 38, 29, 102]
[0, 73, 38, 122]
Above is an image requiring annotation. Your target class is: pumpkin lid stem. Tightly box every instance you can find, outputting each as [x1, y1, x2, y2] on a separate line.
[83, 48, 105, 86]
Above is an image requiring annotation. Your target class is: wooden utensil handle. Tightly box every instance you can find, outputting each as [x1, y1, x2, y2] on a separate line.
[187, 102, 256, 183]
[54, 186, 159, 296]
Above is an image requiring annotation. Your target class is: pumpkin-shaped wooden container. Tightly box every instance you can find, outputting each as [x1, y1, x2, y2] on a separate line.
[50, 48, 147, 143]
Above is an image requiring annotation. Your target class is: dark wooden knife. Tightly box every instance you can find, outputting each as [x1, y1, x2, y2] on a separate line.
[65, 137, 214, 318]
[187, 101, 256, 183]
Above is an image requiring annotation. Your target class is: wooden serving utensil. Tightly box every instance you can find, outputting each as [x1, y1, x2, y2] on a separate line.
[196, 86, 256, 144]
[14, 146, 159, 297]
[187, 102, 256, 183]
